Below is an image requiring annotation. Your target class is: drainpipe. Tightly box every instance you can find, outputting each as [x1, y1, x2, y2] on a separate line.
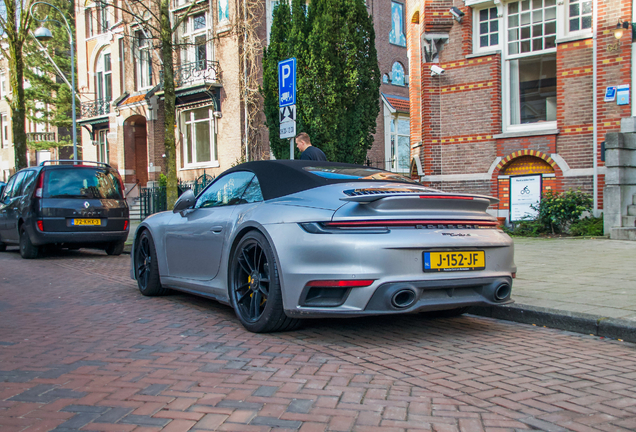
[632, 0, 636, 118]
[592, 0, 598, 214]
[243, 0, 249, 162]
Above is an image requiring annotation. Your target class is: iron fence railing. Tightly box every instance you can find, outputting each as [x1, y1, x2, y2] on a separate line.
[80, 99, 111, 118]
[161, 60, 221, 89]
[26, 132, 56, 142]
[139, 173, 214, 219]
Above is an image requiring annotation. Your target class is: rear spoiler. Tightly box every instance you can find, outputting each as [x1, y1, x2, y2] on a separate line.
[340, 192, 499, 205]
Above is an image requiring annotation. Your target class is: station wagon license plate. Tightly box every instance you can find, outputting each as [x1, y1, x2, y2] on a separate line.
[423, 251, 485, 272]
[72, 219, 101, 226]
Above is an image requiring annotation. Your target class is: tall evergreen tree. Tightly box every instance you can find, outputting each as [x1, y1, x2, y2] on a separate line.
[24, 0, 76, 153]
[261, 0, 380, 163]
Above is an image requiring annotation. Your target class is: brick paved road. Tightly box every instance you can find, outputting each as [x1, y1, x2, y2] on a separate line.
[1, 249, 636, 432]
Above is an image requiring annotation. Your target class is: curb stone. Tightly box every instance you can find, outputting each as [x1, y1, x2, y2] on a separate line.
[469, 304, 636, 343]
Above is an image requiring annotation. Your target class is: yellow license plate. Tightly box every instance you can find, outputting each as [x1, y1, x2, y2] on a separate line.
[424, 251, 485, 272]
[73, 219, 101, 226]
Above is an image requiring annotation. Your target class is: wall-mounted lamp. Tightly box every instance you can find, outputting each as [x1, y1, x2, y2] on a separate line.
[613, 19, 635, 41]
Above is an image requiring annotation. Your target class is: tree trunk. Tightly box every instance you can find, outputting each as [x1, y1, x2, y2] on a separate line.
[8, 22, 28, 170]
[161, 0, 178, 210]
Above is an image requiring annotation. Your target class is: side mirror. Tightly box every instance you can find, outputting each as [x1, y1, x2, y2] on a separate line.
[173, 189, 196, 213]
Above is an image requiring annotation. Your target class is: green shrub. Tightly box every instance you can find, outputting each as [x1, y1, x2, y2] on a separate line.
[569, 215, 603, 237]
[506, 219, 545, 237]
[532, 189, 592, 234]
[159, 174, 168, 188]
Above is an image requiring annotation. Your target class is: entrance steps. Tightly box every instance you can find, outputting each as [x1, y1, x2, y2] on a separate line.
[129, 198, 142, 221]
[611, 193, 636, 241]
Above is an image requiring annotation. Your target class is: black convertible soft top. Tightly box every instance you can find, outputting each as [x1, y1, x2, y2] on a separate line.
[221, 160, 416, 201]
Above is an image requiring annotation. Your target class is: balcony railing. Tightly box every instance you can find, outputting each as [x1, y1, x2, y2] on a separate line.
[80, 99, 111, 119]
[26, 132, 56, 142]
[163, 60, 221, 89]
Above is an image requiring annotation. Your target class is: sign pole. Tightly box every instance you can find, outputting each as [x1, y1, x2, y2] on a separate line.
[290, 138, 294, 160]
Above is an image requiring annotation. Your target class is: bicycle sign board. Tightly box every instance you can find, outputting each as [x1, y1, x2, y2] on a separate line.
[510, 174, 542, 222]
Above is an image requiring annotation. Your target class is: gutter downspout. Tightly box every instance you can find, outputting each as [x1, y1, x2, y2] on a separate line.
[592, 0, 598, 214]
[243, 0, 249, 162]
[632, 0, 636, 118]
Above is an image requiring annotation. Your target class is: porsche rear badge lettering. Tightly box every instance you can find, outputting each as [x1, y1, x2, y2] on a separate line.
[442, 232, 471, 237]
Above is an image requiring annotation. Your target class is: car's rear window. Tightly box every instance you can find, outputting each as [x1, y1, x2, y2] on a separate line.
[303, 166, 418, 183]
[44, 168, 123, 199]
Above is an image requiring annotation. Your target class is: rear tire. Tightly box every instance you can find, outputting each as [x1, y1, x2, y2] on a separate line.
[134, 230, 168, 296]
[105, 241, 125, 256]
[229, 231, 301, 333]
[0, 241, 6, 252]
[19, 228, 39, 259]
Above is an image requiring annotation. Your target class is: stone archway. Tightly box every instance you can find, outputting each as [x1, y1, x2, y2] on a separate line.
[123, 115, 148, 187]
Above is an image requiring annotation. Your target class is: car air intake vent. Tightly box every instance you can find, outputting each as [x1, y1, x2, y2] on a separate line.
[343, 188, 431, 197]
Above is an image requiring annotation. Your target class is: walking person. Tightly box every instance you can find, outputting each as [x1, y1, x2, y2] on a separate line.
[296, 132, 327, 161]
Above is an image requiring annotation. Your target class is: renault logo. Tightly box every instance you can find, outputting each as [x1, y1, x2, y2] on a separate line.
[84, 201, 90, 208]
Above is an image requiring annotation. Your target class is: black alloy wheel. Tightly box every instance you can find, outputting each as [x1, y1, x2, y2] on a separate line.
[230, 231, 300, 333]
[134, 230, 168, 296]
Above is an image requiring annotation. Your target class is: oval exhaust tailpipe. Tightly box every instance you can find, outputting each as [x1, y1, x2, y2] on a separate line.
[391, 289, 417, 309]
[494, 283, 511, 301]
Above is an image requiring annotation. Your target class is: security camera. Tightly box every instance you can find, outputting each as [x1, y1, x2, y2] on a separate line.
[430, 65, 445, 76]
[450, 6, 465, 23]
[213, 111, 222, 118]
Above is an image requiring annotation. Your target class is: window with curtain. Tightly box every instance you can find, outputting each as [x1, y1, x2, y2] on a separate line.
[182, 107, 217, 167]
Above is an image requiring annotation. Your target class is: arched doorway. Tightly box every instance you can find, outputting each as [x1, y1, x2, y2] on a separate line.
[498, 154, 557, 221]
[124, 115, 148, 186]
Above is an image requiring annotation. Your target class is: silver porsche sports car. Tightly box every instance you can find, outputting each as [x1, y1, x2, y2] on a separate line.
[131, 161, 515, 333]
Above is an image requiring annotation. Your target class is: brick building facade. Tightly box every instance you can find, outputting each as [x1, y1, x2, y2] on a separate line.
[76, 0, 258, 192]
[406, 0, 632, 222]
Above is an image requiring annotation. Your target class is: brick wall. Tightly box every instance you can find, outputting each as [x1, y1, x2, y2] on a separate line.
[409, 0, 632, 213]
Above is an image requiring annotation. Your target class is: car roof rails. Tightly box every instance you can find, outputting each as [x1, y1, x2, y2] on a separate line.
[39, 160, 112, 168]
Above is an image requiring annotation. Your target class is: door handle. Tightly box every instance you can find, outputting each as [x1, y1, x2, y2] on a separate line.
[210, 226, 223, 233]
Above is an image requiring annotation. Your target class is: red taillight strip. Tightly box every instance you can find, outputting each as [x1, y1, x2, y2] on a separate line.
[34, 171, 45, 198]
[124, 221, 129, 231]
[306, 280, 375, 288]
[325, 220, 498, 227]
[419, 195, 474, 200]
[37, 221, 44, 231]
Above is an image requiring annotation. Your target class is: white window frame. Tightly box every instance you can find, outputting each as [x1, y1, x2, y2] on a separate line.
[266, 0, 280, 43]
[134, 30, 153, 91]
[2, 114, 10, 147]
[557, 0, 592, 41]
[97, 129, 109, 163]
[96, 49, 112, 103]
[502, 0, 558, 134]
[389, 114, 410, 173]
[472, 4, 501, 53]
[180, 11, 211, 69]
[181, 106, 219, 169]
[0, 71, 5, 99]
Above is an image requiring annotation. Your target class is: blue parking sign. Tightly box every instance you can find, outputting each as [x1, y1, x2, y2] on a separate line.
[278, 58, 296, 107]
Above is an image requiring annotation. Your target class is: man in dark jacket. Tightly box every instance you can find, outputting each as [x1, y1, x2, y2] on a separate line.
[296, 132, 327, 161]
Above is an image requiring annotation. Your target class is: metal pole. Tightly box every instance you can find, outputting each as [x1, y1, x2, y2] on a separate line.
[70, 33, 77, 162]
[290, 137, 294, 160]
